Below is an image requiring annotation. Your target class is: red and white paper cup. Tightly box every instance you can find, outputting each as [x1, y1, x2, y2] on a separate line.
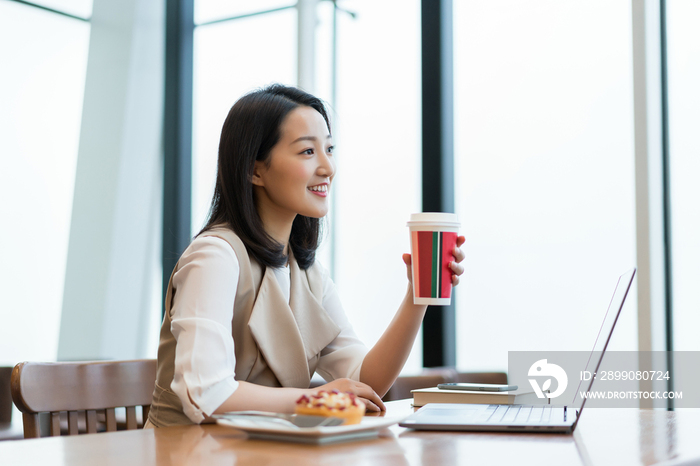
[407, 213, 460, 305]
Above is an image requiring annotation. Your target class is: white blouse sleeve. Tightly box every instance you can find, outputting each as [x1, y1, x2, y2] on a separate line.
[315, 265, 370, 382]
[169, 236, 240, 424]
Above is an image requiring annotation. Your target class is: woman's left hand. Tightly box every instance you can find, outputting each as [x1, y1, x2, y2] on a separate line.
[402, 235, 466, 286]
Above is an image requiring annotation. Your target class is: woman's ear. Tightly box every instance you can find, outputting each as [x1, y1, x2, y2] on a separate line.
[251, 161, 265, 187]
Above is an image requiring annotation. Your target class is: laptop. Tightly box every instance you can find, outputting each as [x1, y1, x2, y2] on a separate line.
[399, 268, 637, 434]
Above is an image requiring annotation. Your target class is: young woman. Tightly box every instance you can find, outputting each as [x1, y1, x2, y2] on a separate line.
[146, 84, 466, 427]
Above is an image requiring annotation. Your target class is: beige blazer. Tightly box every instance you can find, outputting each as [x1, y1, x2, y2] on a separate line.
[148, 227, 343, 427]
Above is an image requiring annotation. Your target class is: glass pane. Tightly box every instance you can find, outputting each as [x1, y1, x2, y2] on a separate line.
[454, 1, 638, 372]
[311, 0, 337, 271]
[192, 9, 297, 234]
[18, 0, 92, 19]
[195, 0, 293, 25]
[667, 0, 700, 351]
[313, 0, 334, 104]
[0, 3, 90, 364]
[333, 0, 423, 374]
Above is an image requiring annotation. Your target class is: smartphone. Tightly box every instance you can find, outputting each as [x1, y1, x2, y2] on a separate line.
[436, 383, 518, 392]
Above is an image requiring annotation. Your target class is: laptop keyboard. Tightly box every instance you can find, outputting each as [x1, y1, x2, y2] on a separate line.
[477, 405, 562, 424]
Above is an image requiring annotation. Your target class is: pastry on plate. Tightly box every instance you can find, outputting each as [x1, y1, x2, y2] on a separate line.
[295, 390, 366, 425]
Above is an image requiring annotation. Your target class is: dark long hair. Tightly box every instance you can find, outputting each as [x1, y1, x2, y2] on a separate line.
[199, 84, 331, 270]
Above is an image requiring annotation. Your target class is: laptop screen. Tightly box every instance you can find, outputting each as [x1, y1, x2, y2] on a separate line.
[571, 268, 636, 411]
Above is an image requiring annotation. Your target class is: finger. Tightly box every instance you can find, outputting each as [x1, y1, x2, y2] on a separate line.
[355, 385, 386, 411]
[361, 398, 381, 412]
[451, 275, 460, 286]
[352, 382, 384, 407]
[365, 391, 385, 411]
[452, 247, 466, 263]
[403, 254, 414, 283]
[449, 260, 464, 276]
[456, 235, 466, 247]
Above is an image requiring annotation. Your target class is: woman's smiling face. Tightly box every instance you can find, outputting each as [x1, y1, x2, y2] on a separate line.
[252, 105, 335, 223]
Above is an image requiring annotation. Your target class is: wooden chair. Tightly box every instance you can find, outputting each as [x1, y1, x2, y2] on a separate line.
[0, 367, 12, 425]
[11, 359, 156, 438]
[0, 366, 24, 440]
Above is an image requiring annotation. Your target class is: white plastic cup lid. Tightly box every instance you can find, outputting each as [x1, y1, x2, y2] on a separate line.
[406, 212, 460, 228]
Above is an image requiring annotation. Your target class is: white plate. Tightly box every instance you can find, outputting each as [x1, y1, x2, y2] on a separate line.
[216, 415, 405, 445]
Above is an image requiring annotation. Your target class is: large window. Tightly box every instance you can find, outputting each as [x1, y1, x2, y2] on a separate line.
[453, 1, 638, 372]
[667, 0, 700, 352]
[191, 5, 297, 234]
[0, 1, 90, 365]
[191, 1, 423, 374]
[3, 0, 692, 379]
[332, 0, 422, 373]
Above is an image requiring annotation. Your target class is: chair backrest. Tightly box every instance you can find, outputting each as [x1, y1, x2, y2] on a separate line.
[11, 359, 156, 438]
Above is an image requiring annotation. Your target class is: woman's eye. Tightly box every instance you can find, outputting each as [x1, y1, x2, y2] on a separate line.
[302, 148, 314, 155]
[327, 145, 334, 154]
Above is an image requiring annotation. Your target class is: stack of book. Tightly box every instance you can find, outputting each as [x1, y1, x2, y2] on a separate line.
[411, 387, 545, 407]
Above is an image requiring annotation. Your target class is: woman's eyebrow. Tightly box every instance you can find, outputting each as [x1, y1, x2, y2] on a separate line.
[290, 135, 332, 144]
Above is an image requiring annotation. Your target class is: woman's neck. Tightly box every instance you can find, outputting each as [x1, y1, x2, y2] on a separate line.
[257, 205, 295, 255]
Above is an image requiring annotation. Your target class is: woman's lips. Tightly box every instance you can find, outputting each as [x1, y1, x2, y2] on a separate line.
[308, 184, 329, 197]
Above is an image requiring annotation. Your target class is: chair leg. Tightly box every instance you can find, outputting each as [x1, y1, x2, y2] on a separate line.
[50, 412, 61, 436]
[142, 405, 150, 428]
[86, 410, 98, 434]
[126, 406, 137, 430]
[68, 411, 79, 435]
[22, 413, 41, 438]
[105, 408, 117, 432]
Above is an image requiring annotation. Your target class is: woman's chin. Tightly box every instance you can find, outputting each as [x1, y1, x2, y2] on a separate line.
[301, 207, 329, 219]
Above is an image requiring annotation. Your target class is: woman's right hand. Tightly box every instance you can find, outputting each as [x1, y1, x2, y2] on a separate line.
[312, 378, 386, 412]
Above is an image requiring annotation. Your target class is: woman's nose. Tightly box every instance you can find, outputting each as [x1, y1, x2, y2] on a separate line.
[317, 152, 335, 177]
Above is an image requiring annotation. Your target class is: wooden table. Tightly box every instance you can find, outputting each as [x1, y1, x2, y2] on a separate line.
[1, 400, 699, 466]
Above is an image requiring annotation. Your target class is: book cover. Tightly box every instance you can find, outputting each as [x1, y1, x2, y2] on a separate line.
[411, 387, 544, 407]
